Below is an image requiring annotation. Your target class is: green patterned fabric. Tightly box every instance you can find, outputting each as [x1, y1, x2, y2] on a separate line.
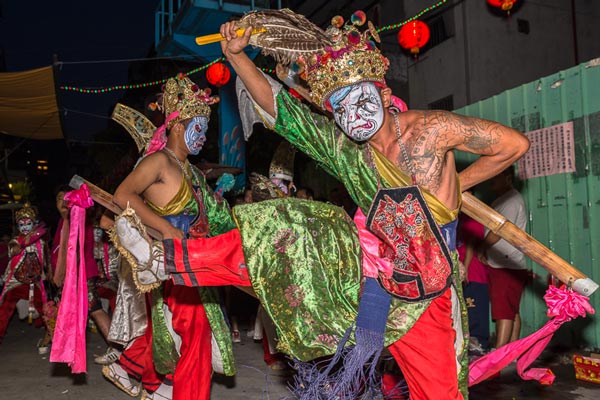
[234, 198, 362, 361]
[151, 165, 237, 376]
[150, 288, 179, 375]
[193, 166, 238, 376]
[199, 285, 236, 376]
[233, 197, 433, 360]
[272, 90, 431, 342]
[262, 89, 468, 394]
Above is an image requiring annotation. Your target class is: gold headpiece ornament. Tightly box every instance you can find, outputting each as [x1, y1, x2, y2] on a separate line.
[298, 11, 389, 109]
[111, 103, 156, 153]
[206, 9, 388, 110]
[15, 202, 37, 221]
[150, 73, 220, 130]
[112, 75, 219, 155]
[269, 141, 296, 181]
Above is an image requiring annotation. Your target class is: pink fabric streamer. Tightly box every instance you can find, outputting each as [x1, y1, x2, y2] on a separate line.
[50, 184, 94, 374]
[353, 209, 393, 279]
[145, 111, 179, 156]
[469, 285, 595, 386]
[390, 95, 408, 113]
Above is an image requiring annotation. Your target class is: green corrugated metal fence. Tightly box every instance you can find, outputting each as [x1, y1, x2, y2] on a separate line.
[455, 58, 600, 349]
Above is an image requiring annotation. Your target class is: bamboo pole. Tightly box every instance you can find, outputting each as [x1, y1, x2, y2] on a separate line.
[69, 175, 256, 298]
[195, 28, 266, 46]
[461, 192, 597, 296]
[70, 174, 596, 296]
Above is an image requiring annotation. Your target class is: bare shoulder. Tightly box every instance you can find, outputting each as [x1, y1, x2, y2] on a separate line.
[419, 110, 521, 155]
[136, 151, 170, 171]
[117, 151, 171, 192]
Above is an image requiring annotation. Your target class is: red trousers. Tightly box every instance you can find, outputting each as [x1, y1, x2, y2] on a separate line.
[164, 229, 250, 287]
[0, 284, 44, 340]
[165, 231, 462, 399]
[119, 281, 212, 400]
[388, 288, 463, 400]
[119, 322, 164, 393]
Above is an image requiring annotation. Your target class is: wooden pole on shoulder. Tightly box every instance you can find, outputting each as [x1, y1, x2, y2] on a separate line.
[69, 175, 163, 240]
[461, 192, 597, 296]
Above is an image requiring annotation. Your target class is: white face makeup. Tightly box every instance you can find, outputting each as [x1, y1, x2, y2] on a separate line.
[93, 228, 104, 243]
[270, 178, 289, 195]
[184, 116, 209, 155]
[328, 82, 385, 142]
[17, 218, 34, 235]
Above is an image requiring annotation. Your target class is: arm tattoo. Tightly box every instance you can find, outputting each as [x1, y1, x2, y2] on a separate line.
[398, 110, 502, 194]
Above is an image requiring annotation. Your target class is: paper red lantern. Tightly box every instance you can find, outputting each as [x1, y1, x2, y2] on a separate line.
[487, 0, 517, 14]
[206, 62, 231, 87]
[397, 20, 430, 56]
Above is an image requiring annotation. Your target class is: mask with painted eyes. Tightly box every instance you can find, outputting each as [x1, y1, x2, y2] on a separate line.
[17, 218, 34, 235]
[93, 227, 104, 243]
[270, 178, 289, 196]
[184, 116, 209, 155]
[328, 82, 384, 142]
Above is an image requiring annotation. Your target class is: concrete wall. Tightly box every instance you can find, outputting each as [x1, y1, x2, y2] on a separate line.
[404, 0, 600, 109]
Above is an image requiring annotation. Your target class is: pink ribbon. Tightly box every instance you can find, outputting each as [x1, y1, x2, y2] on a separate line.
[390, 95, 408, 112]
[145, 111, 179, 156]
[353, 209, 393, 278]
[50, 184, 94, 374]
[468, 285, 594, 386]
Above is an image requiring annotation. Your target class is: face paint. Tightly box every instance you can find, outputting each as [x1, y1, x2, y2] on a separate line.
[183, 116, 209, 155]
[270, 178, 289, 195]
[17, 218, 34, 235]
[329, 82, 385, 141]
[93, 228, 104, 243]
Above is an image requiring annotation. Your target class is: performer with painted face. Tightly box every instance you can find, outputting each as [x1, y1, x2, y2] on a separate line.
[0, 203, 52, 354]
[114, 9, 529, 399]
[106, 74, 235, 400]
[215, 10, 528, 399]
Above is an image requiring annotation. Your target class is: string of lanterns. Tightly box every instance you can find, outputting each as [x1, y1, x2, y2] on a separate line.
[62, 0, 519, 94]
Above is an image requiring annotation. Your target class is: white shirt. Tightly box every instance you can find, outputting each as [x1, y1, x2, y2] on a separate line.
[485, 188, 527, 270]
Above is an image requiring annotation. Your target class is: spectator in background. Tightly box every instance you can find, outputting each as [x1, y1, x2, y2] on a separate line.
[479, 166, 528, 350]
[0, 203, 51, 354]
[295, 187, 314, 200]
[456, 212, 489, 357]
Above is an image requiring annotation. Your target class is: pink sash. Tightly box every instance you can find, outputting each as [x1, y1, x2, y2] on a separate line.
[469, 285, 594, 386]
[50, 184, 94, 374]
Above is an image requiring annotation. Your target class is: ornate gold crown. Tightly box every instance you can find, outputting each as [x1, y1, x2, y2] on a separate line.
[269, 141, 296, 181]
[296, 11, 389, 108]
[15, 202, 37, 221]
[155, 74, 220, 130]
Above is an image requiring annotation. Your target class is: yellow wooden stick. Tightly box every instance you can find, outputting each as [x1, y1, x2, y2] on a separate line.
[195, 27, 266, 46]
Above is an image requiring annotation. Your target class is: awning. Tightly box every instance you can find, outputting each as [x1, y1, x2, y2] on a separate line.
[0, 66, 63, 140]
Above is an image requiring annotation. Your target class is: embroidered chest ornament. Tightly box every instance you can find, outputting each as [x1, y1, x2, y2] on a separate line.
[366, 187, 453, 302]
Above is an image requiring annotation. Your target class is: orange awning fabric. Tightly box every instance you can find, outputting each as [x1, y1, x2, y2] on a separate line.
[0, 66, 63, 140]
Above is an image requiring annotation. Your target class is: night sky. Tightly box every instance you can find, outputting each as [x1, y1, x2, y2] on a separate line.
[0, 1, 160, 229]
[1, 0, 157, 141]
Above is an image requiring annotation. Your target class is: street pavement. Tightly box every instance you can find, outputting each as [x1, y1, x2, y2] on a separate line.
[1, 313, 599, 399]
[0, 316, 291, 399]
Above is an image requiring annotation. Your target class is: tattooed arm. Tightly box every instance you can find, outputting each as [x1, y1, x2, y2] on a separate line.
[434, 111, 530, 191]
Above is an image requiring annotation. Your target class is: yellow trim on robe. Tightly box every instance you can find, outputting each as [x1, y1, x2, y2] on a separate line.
[370, 147, 461, 225]
[146, 176, 194, 217]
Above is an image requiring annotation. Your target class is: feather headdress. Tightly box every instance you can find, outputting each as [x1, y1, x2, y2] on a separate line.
[237, 9, 333, 66]
[233, 9, 388, 109]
